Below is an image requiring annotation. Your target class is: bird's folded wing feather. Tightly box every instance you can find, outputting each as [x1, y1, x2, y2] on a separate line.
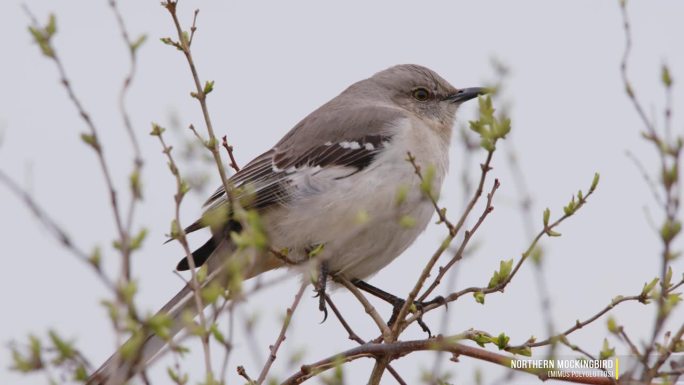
[185, 106, 405, 234]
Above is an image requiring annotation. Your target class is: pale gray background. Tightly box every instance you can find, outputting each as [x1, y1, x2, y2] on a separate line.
[1, 1, 682, 384]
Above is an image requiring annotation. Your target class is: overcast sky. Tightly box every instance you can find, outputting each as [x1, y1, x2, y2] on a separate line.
[1, 1, 683, 384]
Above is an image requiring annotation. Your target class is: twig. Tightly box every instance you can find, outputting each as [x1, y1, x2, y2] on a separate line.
[418, 178, 499, 303]
[237, 365, 256, 384]
[618, 327, 642, 361]
[406, 176, 599, 326]
[507, 142, 558, 353]
[0, 169, 114, 290]
[324, 295, 407, 385]
[392, 151, 494, 336]
[406, 152, 454, 233]
[24, 6, 133, 282]
[152, 126, 213, 379]
[256, 281, 308, 385]
[222, 135, 240, 172]
[336, 276, 391, 341]
[162, 1, 233, 202]
[625, 150, 664, 207]
[619, 3, 682, 381]
[560, 338, 617, 385]
[108, 0, 145, 240]
[324, 295, 364, 345]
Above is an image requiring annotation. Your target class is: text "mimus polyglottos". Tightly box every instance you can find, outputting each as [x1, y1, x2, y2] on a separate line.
[89, 64, 485, 384]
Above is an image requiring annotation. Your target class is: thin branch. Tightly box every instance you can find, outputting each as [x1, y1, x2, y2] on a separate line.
[619, 4, 682, 381]
[162, 1, 233, 203]
[152, 126, 214, 378]
[336, 276, 392, 341]
[324, 295, 364, 345]
[256, 281, 308, 385]
[418, 177, 499, 303]
[237, 365, 256, 384]
[108, 0, 145, 256]
[0, 169, 114, 290]
[406, 153, 454, 233]
[222, 135, 240, 172]
[324, 295, 407, 385]
[392, 151, 494, 336]
[618, 327, 643, 361]
[507, 142, 558, 351]
[406, 178, 599, 326]
[24, 6, 133, 281]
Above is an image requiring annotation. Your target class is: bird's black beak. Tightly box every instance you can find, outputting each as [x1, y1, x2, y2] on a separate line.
[444, 87, 489, 103]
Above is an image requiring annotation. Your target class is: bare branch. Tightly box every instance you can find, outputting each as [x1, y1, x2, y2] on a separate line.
[0, 169, 114, 290]
[256, 281, 308, 385]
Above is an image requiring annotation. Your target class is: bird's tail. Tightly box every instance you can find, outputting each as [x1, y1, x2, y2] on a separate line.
[87, 243, 283, 385]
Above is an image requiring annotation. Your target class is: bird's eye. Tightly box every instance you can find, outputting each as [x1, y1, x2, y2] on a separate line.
[412, 88, 430, 101]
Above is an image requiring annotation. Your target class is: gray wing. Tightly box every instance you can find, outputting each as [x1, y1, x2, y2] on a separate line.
[185, 105, 405, 235]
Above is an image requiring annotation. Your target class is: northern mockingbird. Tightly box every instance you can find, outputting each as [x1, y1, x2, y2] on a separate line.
[89, 64, 484, 384]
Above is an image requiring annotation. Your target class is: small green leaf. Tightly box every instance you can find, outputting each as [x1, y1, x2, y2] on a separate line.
[488, 259, 514, 288]
[470, 332, 491, 347]
[546, 229, 562, 237]
[473, 291, 485, 304]
[131, 34, 147, 52]
[201, 281, 223, 305]
[203, 80, 215, 95]
[196, 264, 208, 283]
[494, 333, 510, 350]
[148, 313, 172, 340]
[89, 246, 102, 268]
[395, 185, 409, 206]
[200, 205, 229, 229]
[530, 246, 543, 265]
[641, 278, 659, 298]
[150, 123, 166, 136]
[45, 14, 57, 37]
[664, 266, 673, 289]
[205, 137, 218, 149]
[120, 331, 144, 360]
[130, 170, 142, 199]
[599, 339, 615, 360]
[209, 323, 226, 344]
[399, 215, 416, 228]
[563, 195, 577, 216]
[119, 280, 138, 304]
[74, 364, 88, 381]
[661, 64, 673, 88]
[606, 316, 619, 334]
[48, 330, 75, 363]
[170, 219, 181, 240]
[543, 208, 550, 227]
[167, 366, 189, 384]
[308, 243, 325, 258]
[80, 133, 100, 151]
[590, 172, 600, 192]
[660, 219, 682, 243]
[505, 346, 532, 356]
[130, 228, 148, 251]
[420, 164, 436, 197]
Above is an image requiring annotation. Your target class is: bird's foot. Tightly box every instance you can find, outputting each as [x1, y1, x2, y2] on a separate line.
[313, 260, 329, 323]
[387, 296, 446, 338]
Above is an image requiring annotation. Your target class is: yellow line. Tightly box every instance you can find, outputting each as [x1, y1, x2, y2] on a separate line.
[615, 358, 619, 380]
